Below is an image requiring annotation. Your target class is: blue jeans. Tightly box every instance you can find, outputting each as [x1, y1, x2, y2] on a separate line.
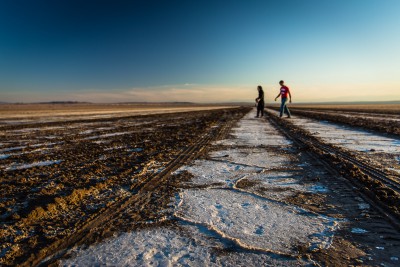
[280, 98, 291, 117]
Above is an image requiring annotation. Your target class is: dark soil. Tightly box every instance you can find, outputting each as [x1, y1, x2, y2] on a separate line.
[0, 107, 251, 266]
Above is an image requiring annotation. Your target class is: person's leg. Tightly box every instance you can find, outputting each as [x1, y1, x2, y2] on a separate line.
[256, 106, 260, 117]
[260, 103, 264, 117]
[280, 98, 287, 117]
[285, 104, 291, 117]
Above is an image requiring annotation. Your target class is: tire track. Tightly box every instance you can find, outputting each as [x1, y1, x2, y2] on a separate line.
[265, 110, 400, 227]
[21, 109, 247, 267]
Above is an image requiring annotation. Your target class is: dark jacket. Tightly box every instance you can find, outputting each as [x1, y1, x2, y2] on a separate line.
[257, 89, 264, 105]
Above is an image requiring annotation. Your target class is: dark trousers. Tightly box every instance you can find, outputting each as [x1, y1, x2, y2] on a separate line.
[257, 102, 264, 117]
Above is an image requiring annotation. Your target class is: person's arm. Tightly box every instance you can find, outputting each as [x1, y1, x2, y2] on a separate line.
[288, 90, 292, 103]
[274, 93, 281, 101]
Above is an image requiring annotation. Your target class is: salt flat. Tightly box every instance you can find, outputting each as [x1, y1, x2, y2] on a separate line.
[62, 110, 340, 266]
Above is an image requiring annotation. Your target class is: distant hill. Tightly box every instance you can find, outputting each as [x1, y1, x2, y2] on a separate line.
[33, 101, 92, 104]
[117, 102, 195, 105]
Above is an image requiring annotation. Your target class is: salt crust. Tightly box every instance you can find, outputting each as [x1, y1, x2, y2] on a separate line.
[62, 109, 339, 266]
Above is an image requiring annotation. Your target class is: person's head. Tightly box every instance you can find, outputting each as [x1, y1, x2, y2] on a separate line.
[257, 85, 263, 91]
[279, 80, 284, 86]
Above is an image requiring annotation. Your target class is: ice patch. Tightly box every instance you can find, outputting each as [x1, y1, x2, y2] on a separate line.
[175, 189, 338, 254]
[5, 160, 62, 171]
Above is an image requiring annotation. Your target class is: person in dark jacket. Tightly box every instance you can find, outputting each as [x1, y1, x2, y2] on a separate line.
[255, 85, 265, 118]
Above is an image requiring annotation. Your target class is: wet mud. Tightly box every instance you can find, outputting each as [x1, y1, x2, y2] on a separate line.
[0, 107, 250, 266]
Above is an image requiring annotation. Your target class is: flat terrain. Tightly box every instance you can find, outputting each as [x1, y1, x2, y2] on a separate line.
[1, 104, 400, 266]
[0, 103, 238, 122]
[272, 103, 400, 114]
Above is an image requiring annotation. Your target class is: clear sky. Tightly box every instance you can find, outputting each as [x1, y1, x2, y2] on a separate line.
[0, 0, 399, 103]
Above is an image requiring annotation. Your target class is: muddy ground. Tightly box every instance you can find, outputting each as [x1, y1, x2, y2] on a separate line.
[1, 106, 400, 266]
[0, 107, 249, 266]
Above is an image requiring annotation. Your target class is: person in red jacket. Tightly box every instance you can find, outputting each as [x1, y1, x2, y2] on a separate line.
[274, 80, 292, 118]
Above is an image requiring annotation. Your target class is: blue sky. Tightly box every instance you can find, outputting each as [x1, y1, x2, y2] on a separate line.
[0, 0, 399, 103]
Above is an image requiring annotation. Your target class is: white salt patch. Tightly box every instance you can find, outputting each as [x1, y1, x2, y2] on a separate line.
[61, 226, 309, 266]
[215, 112, 291, 147]
[0, 154, 10, 160]
[351, 228, 368, 234]
[30, 142, 59, 148]
[0, 146, 26, 153]
[10, 127, 41, 133]
[210, 148, 291, 170]
[5, 160, 62, 171]
[388, 168, 400, 175]
[289, 116, 400, 154]
[96, 127, 115, 131]
[308, 185, 329, 193]
[129, 148, 143, 152]
[234, 172, 306, 201]
[175, 159, 261, 187]
[93, 140, 110, 144]
[176, 189, 338, 254]
[84, 131, 131, 140]
[104, 146, 125, 151]
[358, 203, 370, 210]
[79, 130, 94, 135]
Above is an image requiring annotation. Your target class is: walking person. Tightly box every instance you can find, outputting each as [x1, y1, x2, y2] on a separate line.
[255, 85, 265, 118]
[274, 80, 292, 118]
